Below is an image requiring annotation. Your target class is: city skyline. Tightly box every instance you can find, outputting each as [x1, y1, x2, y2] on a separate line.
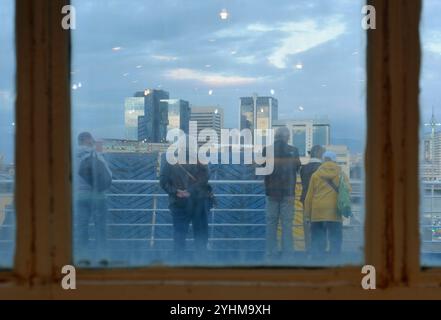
[2, 0, 441, 163]
[68, 0, 367, 158]
[2, 0, 366, 162]
[119, 86, 355, 168]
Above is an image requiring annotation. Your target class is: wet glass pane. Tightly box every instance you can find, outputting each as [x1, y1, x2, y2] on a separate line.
[71, 0, 366, 268]
[0, 0, 16, 269]
[420, 0, 441, 266]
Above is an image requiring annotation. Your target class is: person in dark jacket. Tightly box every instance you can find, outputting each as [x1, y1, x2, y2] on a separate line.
[263, 127, 301, 261]
[300, 145, 325, 252]
[74, 132, 112, 267]
[159, 151, 210, 263]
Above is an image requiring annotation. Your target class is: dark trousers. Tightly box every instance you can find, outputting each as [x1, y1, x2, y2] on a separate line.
[170, 198, 208, 261]
[74, 196, 108, 261]
[310, 221, 343, 259]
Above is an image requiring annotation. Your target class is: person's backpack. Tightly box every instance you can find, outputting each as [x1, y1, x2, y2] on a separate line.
[336, 174, 352, 218]
[322, 174, 352, 218]
[78, 152, 112, 193]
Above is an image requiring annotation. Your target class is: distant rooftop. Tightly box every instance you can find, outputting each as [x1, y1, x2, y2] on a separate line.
[274, 117, 330, 125]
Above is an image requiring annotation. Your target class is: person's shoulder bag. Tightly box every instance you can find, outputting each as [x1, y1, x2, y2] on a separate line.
[321, 174, 352, 218]
[177, 163, 216, 209]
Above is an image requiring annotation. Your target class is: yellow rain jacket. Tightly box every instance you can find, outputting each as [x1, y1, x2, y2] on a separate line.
[304, 161, 351, 222]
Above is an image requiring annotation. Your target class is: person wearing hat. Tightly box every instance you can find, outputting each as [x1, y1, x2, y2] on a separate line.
[74, 132, 112, 267]
[304, 150, 351, 262]
[299, 145, 326, 252]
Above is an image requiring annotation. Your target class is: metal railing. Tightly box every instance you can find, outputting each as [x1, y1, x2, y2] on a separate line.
[1, 179, 441, 253]
[101, 179, 364, 252]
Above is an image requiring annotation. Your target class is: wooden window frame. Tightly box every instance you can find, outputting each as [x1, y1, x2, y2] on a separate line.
[1, 0, 439, 299]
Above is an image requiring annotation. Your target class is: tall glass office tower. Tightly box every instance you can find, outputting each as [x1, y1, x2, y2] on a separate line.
[240, 95, 278, 131]
[273, 119, 331, 156]
[162, 99, 191, 138]
[124, 89, 170, 142]
[124, 97, 145, 141]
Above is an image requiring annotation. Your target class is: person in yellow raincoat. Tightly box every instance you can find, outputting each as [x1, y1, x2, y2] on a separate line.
[304, 151, 351, 261]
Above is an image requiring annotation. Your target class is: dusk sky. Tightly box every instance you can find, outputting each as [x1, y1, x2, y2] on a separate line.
[70, 0, 367, 151]
[1, 0, 441, 163]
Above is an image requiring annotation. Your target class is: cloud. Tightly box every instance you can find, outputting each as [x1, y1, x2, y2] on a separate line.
[235, 56, 257, 64]
[267, 19, 346, 69]
[0, 90, 13, 103]
[247, 24, 275, 33]
[65, 0, 366, 140]
[424, 32, 441, 55]
[212, 16, 346, 69]
[426, 42, 441, 55]
[0, 91, 8, 100]
[163, 68, 263, 87]
[151, 55, 179, 62]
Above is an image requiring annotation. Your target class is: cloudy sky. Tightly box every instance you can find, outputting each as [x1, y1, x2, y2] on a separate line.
[421, 0, 441, 124]
[1, 0, 440, 163]
[70, 0, 367, 151]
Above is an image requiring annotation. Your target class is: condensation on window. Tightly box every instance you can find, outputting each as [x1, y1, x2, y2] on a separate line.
[0, 0, 16, 269]
[71, 0, 366, 268]
[420, 0, 441, 267]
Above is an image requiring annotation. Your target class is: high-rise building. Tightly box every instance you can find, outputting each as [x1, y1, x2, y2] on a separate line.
[124, 89, 170, 142]
[137, 89, 170, 143]
[124, 97, 145, 140]
[273, 119, 331, 157]
[240, 95, 278, 131]
[421, 131, 441, 180]
[240, 95, 278, 144]
[162, 99, 191, 137]
[421, 111, 441, 181]
[191, 107, 224, 142]
[313, 123, 331, 147]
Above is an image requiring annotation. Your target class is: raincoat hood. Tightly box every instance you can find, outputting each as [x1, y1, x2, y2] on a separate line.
[303, 160, 350, 222]
[315, 161, 341, 179]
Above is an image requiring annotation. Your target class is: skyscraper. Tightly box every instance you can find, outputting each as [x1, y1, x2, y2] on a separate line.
[273, 118, 331, 156]
[162, 99, 191, 139]
[124, 89, 170, 142]
[190, 107, 224, 142]
[240, 97, 255, 132]
[138, 89, 170, 143]
[240, 95, 278, 131]
[313, 123, 331, 147]
[421, 131, 441, 180]
[240, 95, 278, 144]
[124, 97, 145, 140]
[421, 111, 441, 181]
